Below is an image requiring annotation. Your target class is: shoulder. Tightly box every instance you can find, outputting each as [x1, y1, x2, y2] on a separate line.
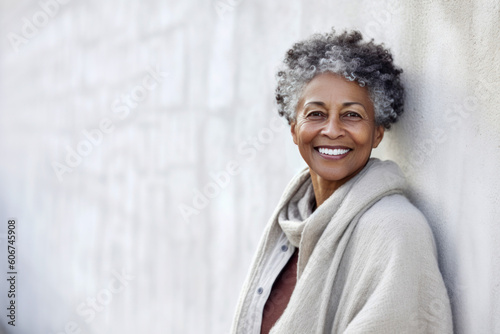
[352, 194, 437, 258]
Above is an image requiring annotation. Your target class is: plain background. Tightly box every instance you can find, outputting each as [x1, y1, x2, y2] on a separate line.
[0, 0, 499, 333]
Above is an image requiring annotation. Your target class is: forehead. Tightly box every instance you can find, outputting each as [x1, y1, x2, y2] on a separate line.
[299, 72, 372, 107]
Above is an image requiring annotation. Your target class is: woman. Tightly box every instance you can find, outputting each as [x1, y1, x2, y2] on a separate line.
[231, 29, 453, 333]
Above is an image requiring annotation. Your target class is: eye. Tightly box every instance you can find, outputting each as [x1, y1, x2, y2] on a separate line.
[306, 111, 326, 118]
[345, 111, 361, 118]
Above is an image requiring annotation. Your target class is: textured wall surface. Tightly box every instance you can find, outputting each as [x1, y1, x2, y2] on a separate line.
[0, 0, 499, 333]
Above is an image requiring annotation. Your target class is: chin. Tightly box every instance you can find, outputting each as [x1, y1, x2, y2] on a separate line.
[311, 166, 351, 182]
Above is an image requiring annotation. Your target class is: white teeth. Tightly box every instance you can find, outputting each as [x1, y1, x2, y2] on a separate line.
[318, 147, 350, 156]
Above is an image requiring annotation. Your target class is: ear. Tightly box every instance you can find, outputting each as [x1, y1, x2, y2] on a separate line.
[372, 125, 385, 148]
[290, 121, 298, 145]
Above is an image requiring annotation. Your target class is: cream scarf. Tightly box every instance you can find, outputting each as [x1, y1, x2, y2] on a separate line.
[231, 158, 453, 333]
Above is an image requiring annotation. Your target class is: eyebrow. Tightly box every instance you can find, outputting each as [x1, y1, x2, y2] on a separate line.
[303, 101, 366, 111]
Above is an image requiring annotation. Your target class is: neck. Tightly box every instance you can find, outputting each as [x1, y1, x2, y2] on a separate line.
[309, 161, 369, 208]
[310, 171, 342, 209]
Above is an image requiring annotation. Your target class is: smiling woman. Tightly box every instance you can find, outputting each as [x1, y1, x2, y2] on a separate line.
[230, 28, 453, 334]
[292, 72, 385, 206]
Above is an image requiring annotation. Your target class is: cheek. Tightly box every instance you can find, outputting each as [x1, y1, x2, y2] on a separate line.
[306, 121, 325, 135]
[352, 125, 376, 148]
[296, 124, 316, 144]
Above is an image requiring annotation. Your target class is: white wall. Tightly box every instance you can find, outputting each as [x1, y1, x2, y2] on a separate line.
[0, 0, 498, 333]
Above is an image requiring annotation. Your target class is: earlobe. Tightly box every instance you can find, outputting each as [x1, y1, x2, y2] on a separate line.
[372, 125, 385, 148]
[291, 122, 298, 145]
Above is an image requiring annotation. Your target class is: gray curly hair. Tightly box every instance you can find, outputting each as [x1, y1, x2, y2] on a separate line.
[275, 28, 404, 129]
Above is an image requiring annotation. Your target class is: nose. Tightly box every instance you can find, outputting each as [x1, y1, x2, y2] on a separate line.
[320, 116, 345, 139]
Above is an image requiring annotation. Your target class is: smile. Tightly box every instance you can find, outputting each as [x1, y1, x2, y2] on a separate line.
[317, 147, 351, 156]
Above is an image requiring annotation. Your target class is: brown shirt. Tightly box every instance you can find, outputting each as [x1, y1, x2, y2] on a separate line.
[260, 248, 299, 334]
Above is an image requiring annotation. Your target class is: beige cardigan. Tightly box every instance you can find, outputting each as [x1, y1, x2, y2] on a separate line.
[231, 158, 453, 333]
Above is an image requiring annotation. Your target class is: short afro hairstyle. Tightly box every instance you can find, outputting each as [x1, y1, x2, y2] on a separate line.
[275, 28, 404, 129]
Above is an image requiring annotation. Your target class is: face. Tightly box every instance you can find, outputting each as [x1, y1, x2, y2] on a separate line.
[291, 72, 384, 188]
